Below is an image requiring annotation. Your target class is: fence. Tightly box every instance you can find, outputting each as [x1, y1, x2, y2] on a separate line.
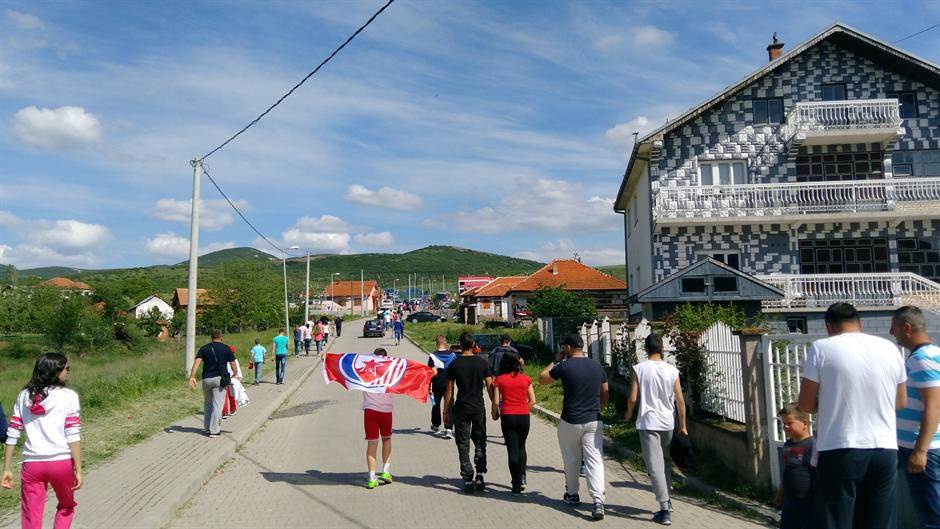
[698, 322, 746, 423]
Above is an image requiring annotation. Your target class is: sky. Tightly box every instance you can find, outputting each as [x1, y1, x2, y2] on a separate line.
[1, 0, 939, 269]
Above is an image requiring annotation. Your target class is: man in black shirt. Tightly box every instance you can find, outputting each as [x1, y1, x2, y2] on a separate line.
[444, 332, 494, 493]
[488, 334, 519, 375]
[188, 329, 237, 437]
[334, 316, 343, 337]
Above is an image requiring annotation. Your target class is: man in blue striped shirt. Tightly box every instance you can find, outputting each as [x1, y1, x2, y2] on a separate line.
[892, 305, 940, 528]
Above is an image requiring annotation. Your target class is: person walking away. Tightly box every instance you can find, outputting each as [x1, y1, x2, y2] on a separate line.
[539, 333, 609, 521]
[271, 329, 289, 385]
[363, 348, 395, 490]
[891, 305, 940, 528]
[302, 323, 312, 356]
[489, 334, 519, 377]
[221, 345, 239, 418]
[393, 318, 404, 346]
[314, 320, 326, 356]
[293, 324, 304, 358]
[428, 336, 457, 437]
[250, 339, 266, 385]
[189, 330, 237, 437]
[384, 311, 392, 331]
[444, 333, 494, 494]
[626, 333, 686, 525]
[335, 315, 343, 338]
[798, 302, 906, 529]
[492, 351, 535, 496]
[321, 316, 331, 345]
[773, 403, 815, 529]
[2, 353, 82, 529]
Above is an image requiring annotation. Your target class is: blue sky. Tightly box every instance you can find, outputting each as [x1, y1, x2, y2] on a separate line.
[1, 0, 938, 269]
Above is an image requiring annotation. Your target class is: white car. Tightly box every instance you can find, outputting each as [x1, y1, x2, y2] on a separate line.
[380, 299, 394, 309]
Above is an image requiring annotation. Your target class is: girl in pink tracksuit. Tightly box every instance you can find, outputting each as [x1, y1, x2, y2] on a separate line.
[2, 353, 83, 529]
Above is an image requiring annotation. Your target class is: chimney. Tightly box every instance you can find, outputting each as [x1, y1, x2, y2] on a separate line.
[767, 32, 784, 62]
[551, 263, 558, 275]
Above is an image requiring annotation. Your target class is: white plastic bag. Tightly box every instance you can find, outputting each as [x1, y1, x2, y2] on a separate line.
[232, 378, 250, 407]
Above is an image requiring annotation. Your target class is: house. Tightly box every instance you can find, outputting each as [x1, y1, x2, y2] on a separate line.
[457, 276, 493, 293]
[459, 276, 527, 323]
[172, 288, 211, 311]
[40, 277, 93, 295]
[129, 295, 174, 320]
[505, 260, 629, 321]
[322, 280, 380, 313]
[614, 23, 940, 333]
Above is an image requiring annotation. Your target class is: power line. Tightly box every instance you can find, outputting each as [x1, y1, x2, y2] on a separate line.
[893, 22, 940, 44]
[198, 0, 395, 162]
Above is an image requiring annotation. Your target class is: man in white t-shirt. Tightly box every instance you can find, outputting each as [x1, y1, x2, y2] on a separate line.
[798, 302, 907, 529]
[626, 333, 686, 526]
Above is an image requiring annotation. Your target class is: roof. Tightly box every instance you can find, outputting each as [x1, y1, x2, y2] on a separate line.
[472, 276, 527, 298]
[460, 286, 482, 298]
[632, 258, 784, 303]
[323, 280, 379, 298]
[614, 22, 940, 210]
[129, 295, 170, 311]
[41, 277, 92, 290]
[173, 288, 210, 307]
[508, 260, 627, 293]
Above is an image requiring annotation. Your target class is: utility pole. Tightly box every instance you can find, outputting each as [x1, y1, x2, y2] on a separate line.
[304, 251, 310, 323]
[185, 158, 201, 375]
[360, 269, 364, 316]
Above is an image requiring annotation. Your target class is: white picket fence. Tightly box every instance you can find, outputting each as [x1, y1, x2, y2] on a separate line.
[698, 322, 746, 423]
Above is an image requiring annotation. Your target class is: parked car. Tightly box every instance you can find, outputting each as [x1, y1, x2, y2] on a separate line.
[513, 308, 533, 320]
[363, 319, 385, 337]
[466, 334, 535, 364]
[406, 311, 446, 323]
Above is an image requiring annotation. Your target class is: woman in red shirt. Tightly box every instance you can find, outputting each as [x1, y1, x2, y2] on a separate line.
[491, 351, 536, 495]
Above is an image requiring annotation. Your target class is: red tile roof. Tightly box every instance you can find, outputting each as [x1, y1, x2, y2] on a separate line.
[508, 260, 626, 293]
[41, 277, 92, 291]
[473, 276, 527, 298]
[173, 288, 211, 308]
[323, 280, 380, 298]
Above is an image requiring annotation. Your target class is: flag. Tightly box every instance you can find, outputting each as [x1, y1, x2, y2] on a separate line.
[323, 353, 435, 402]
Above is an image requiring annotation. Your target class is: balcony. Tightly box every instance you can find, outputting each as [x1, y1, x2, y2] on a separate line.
[652, 177, 940, 225]
[757, 272, 940, 314]
[782, 99, 904, 146]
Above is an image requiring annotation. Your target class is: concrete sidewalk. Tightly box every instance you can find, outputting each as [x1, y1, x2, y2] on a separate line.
[0, 343, 329, 529]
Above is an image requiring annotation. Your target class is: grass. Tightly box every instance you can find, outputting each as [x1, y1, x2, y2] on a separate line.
[0, 329, 270, 516]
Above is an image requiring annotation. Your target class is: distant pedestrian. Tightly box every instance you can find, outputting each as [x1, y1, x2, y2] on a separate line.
[189, 330, 237, 437]
[315, 320, 327, 356]
[891, 305, 940, 528]
[393, 318, 404, 346]
[775, 403, 815, 529]
[489, 334, 519, 376]
[363, 348, 395, 490]
[2, 353, 82, 529]
[492, 351, 535, 496]
[321, 316, 331, 344]
[384, 311, 392, 331]
[271, 329, 289, 385]
[539, 333, 609, 521]
[302, 323, 312, 356]
[428, 335, 456, 438]
[293, 324, 304, 357]
[250, 339, 266, 385]
[626, 333, 686, 525]
[798, 302, 906, 529]
[444, 333, 494, 494]
[335, 316, 343, 338]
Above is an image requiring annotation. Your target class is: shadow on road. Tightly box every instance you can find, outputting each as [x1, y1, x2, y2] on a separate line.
[271, 399, 338, 420]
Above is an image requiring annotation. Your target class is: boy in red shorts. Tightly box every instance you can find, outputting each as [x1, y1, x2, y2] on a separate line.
[363, 348, 394, 489]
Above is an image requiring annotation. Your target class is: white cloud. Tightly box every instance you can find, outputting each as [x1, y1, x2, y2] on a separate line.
[346, 184, 422, 211]
[631, 25, 675, 47]
[11, 106, 103, 150]
[604, 117, 654, 150]
[276, 215, 353, 253]
[517, 239, 623, 266]
[291, 214, 350, 233]
[0, 211, 111, 268]
[5, 9, 42, 29]
[446, 178, 618, 235]
[144, 232, 235, 260]
[353, 232, 394, 247]
[152, 198, 247, 231]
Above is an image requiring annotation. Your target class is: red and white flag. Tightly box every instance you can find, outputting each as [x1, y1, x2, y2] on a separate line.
[323, 353, 435, 402]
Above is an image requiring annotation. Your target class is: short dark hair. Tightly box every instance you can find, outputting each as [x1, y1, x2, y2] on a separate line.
[498, 351, 522, 375]
[459, 332, 476, 351]
[894, 305, 926, 332]
[254, 338, 260, 344]
[644, 333, 664, 355]
[500, 334, 511, 344]
[778, 402, 810, 422]
[211, 329, 223, 340]
[560, 334, 583, 349]
[373, 348, 388, 356]
[824, 302, 859, 326]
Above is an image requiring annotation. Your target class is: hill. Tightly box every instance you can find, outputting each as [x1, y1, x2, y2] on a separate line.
[596, 264, 626, 283]
[181, 247, 277, 267]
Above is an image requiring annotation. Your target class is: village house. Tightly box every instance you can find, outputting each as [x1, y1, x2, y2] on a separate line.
[458, 276, 526, 324]
[504, 260, 629, 322]
[40, 277, 93, 295]
[172, 288, 212, 312]
[130, 295, 174, 320]
[615, 24, 940, 333]
[322, 280, 380, 313]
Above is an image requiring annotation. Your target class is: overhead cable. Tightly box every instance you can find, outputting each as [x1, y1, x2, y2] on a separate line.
[893, 22, 940, 44]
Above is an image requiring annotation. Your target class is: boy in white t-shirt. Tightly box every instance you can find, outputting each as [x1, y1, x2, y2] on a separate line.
[626, 333, 687, 526]
[798, 302, 907, 529]
[363, 348, 394, 490]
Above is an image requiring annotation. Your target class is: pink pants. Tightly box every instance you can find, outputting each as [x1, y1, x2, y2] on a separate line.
[21, 459, 76, 529]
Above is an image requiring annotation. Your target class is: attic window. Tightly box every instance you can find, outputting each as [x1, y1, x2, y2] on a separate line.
[681, 277, 707, 293]
[714, 276, 738, 292]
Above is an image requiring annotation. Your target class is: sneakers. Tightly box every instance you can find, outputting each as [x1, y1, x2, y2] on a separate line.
[430, 425, 440, 433]
[510, 486, 523, 497]
[579, 462, 587, 477]
[563, 493, 581, 506]
[520, 473, 527, 492]
[592, 502, 605, 521]
[652, 510, 672, 525]
[667, 500, 674, 512]
[379, 472, 393, 484]
[366, 479, 379, 490]
[463, 480, 475, 494]
[443, 428, 454, 439]
[474, 474, 486, 492]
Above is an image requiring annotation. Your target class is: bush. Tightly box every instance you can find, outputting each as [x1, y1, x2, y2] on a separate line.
[527, 285, 597, 319]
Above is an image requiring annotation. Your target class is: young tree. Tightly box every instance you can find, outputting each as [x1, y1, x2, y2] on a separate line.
[527, 285, 597, 319]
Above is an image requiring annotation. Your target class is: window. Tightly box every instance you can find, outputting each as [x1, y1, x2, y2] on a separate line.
[753, 98, 784, 124]
[795, 145, 883, 182]
[681, 277, 707, 293]
[887, 91, 918, 119]
[894, 164, 913, 177]
[786, 317, 808, 334]
[893, 150, 940, 177]
[700, 251, 741, 270]
[700, 161, 747, 186]
[798, 238, 890, 274]
[898, 237, 940, 282]
[822, 83, 846, 101]
[714, 276, 738, 292]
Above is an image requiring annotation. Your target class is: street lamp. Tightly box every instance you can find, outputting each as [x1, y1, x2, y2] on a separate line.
[303, 249, 311, 324]
[394, 278, 399, 300]
[330, 272, 341, 315]
[284, 246, 299, 332]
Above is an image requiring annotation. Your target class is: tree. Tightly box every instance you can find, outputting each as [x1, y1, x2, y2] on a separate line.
[138, 306, 164, 337]
[527, 285, 597, 319]
[203, 261, 282, 332]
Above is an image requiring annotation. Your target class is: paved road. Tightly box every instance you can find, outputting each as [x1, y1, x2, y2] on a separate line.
[169, 329, 767, 529]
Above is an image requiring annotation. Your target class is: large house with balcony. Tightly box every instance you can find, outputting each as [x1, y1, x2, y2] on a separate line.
[614, 23, 940, 333]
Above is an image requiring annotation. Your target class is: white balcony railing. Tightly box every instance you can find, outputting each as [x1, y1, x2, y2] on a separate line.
[781, 99, 903, 140]
[653, 177, 940, 221]
[757, 272, 940, 312]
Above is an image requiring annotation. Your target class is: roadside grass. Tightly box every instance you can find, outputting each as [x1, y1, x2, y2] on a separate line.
[0, 329, 268, 516]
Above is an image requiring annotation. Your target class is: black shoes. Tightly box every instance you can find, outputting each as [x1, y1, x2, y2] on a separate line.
[463, 480, 475, 494]
[563, 493, 581, 505]
[474, 474, 486, 492]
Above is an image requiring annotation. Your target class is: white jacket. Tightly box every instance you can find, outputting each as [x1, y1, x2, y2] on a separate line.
[6, 387, 81, 462]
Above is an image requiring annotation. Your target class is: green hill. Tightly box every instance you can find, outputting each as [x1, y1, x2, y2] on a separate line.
[597, 264, 626, 283]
